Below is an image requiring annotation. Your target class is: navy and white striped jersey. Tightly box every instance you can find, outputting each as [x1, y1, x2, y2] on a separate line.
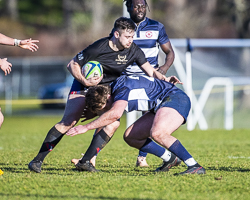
[123, 18, 169, 75]
[111, 75, 180, 112]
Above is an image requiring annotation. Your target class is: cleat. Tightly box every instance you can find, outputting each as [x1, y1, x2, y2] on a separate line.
[155, 156, 179, 172]
[176, 166, 206, 175]
[28, 160, 42, 173]
[75, 160, 99, 172]
[175, 157, 182, 166]
[136, 156, 149, 167]
[71, 154, 96, 167]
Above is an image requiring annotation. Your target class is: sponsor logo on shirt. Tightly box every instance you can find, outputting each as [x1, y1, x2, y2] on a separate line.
[78, 53, 84, 60]
[115, 55, 128, 64]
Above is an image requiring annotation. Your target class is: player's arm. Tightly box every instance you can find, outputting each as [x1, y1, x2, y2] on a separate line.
[0, 33, 39, 52]
[67, 100, 127, 136]
[67, 59, 102, 87]
[141, 61, 182, 85]
[140, 61, 168, 81]
[157, 41, 175, 75]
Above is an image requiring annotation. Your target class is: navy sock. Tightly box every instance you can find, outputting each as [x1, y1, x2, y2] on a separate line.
[34, 126, 64, 162]
[168, 140, 192, 162]
[80, 129, 111, 163]
[138, 150, 147, 157]
[139, 138, 165, 158]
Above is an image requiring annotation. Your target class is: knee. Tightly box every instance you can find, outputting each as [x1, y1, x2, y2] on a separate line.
[103, 121, 120, 136]
[123, 127, 133, 145]
[150, 129, 171, 141]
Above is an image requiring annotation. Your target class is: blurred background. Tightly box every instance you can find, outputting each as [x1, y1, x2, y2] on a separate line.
[0, 0, 249, 129]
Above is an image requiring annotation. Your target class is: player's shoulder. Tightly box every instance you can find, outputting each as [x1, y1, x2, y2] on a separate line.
[90, 37, 109, 48]
[146, 17, 165, 27]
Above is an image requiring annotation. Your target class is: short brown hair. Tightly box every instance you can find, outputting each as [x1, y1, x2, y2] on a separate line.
[114, 17, 136, 34]
[85, 85, 111, 113]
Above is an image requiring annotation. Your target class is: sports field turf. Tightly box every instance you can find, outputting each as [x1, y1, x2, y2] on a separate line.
[0, 115, 250, 200]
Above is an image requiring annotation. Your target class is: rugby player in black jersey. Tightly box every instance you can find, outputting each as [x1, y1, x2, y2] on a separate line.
[28, 17, 174, 173]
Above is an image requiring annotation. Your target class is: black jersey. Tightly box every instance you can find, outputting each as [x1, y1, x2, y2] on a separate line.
[73, 37, 147, 85]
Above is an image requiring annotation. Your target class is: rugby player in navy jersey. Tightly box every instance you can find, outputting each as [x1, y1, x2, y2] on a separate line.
[28, 17, 176, 173]
[123, 0, 176, 167]
[67, 75, 206, 175]
[71, 0, 178, 169]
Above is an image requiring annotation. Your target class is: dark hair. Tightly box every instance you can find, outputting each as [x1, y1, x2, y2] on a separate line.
[114, 17, 136, 34]
[85, 85, 111, 113]
[123, 0, 149, 11]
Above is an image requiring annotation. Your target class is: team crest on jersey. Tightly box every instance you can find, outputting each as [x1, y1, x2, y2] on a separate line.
[115, 55, 128, 64]
[145, 31, 153, 38]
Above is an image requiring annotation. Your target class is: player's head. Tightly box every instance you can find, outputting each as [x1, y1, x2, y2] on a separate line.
[113, 17, 136, 49]
[124, 0, 148, 24]
[85, 85, 112, 114]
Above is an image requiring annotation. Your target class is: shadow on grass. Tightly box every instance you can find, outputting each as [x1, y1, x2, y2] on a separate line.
[207, 166, 250, 172]
[0, 193, 163, 200]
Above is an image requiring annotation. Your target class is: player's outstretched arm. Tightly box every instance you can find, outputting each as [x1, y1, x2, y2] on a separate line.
[0, 58, 12, 76]
[0, 33, 39, 52]
[67, 100, 127, 136]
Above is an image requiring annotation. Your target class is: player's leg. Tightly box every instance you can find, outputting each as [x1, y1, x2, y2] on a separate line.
[136, 111, 149, 167]
[151, 107, 205, 175]
[0, 107, 4, 128]
[74, 120, 120, 172]
[124, 112, 180, 171]
[28, 93, 86, 173]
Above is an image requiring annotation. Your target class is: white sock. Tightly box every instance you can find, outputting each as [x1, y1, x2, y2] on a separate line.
[160, 150, 172, 162]
[184, 158, 197, 167]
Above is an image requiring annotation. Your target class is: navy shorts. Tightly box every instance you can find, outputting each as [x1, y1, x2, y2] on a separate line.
[154, 90, 191, 124]
[69, 79, 87, 94]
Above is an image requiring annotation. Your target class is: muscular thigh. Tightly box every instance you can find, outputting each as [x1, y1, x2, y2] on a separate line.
[124, 112, 155, 140]
[56, 92, 86, 132]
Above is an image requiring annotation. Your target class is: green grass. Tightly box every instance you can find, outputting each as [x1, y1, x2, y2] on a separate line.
[0, 115, 250, 200]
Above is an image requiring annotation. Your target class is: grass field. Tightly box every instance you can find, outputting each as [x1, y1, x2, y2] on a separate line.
[0, 115, 250, 200]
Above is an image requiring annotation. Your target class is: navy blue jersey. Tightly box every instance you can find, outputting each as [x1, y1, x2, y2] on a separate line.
[123, 18, 169, 75]
[73, 37, 147, 85]
[112, 75, 178, 112]
[111, 75, 190, 121]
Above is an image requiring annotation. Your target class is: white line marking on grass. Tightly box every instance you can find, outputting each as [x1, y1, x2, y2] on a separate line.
[228, 156, 250, 159]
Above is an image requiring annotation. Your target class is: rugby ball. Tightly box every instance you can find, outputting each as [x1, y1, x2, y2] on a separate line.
[82, 61, 103, 79]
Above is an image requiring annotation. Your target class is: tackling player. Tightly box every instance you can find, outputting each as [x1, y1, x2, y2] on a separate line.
[67, 75, 206, 175]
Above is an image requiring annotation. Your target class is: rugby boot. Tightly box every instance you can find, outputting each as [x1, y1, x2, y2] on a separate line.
[28, 160, 42, 173]
[176, 164, 206, 175]
[75, 160, 99, 172]
[155, 155, 179, 172]
[71, 154, 96, 167]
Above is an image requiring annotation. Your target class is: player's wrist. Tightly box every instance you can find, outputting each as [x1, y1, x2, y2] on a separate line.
[14, 39, 21, 47]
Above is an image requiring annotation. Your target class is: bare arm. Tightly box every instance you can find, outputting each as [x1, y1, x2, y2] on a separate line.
[66, 100, 127, 136]
[67, 59, 103, 87]
[157, 41, 175, 75]
[0, 33, 39, 52]
[140, 61, 168, 81]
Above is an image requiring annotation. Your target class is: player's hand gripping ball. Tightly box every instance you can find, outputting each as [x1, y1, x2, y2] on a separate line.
[82, 61, 103, 79]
